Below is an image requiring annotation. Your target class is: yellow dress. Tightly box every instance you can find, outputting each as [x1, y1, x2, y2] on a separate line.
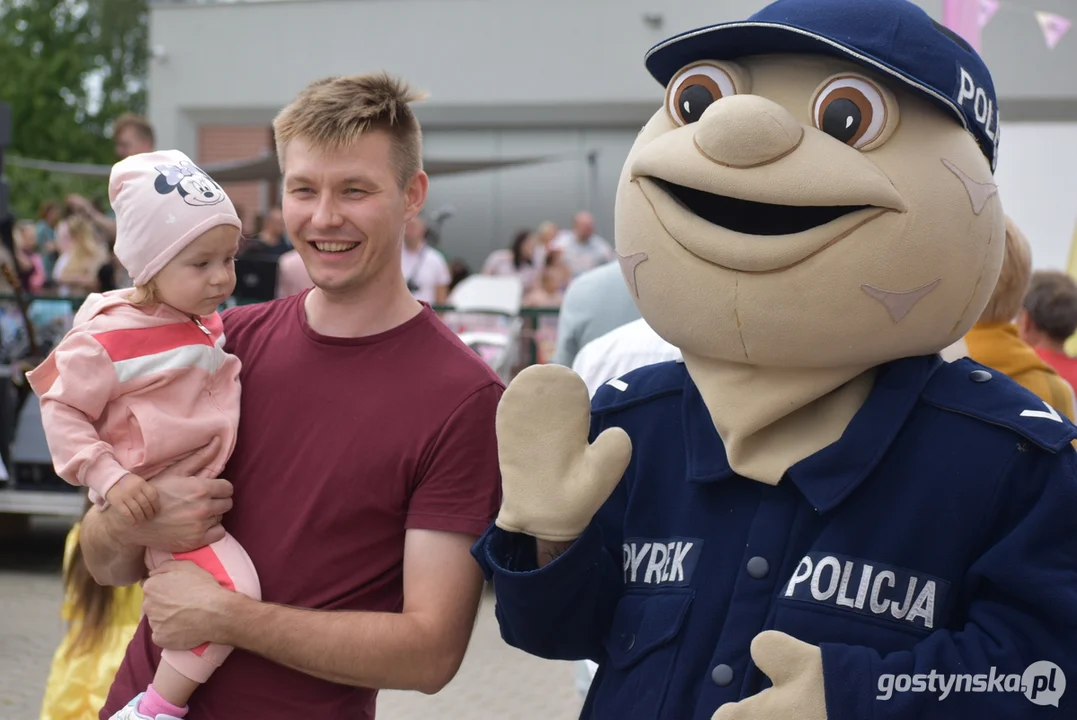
[39, 522, 144, 720]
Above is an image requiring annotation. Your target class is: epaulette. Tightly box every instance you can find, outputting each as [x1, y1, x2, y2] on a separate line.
[921, 358, 1077, 453]
[591, 360, 687, 416]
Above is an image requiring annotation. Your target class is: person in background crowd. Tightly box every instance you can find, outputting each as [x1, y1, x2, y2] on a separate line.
[275, 248, 314, 299]
[66, 114, 156, 242]
[96, 250, 132, 293]
[52, 215, 108, 297]
[551, 260, 642, 367]
[39, 504, 144, 720]
[482, 229, 537, 291]
[36, 201, 62, 280]
[14, 220, 46, 294]
[946, 215, 1076, 419]
[572, 317, 682, 398]
[523, 251, 568, 308]
[240, 207, 290, 258]
[0, 215, 17, 290]
[111, 114, 156, 160]
[234, 205, 258, 239]
[448, 258, 471, 292]
[551, 211, 614, 278]
[1018, 269, 1077, 391]
[530, 220, 559, 269]
[402, 213, 451, 305]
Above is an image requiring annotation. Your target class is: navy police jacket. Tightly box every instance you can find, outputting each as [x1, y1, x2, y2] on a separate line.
[472, 354, 1077, 719]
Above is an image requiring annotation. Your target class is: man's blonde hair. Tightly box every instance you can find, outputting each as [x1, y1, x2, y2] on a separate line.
[272, 72, 427, 187]
[979, 215, 1033, 324]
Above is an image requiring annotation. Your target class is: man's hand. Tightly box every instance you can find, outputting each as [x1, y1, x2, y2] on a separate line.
[144, 560, 235, 650]
[65, 193, 117, 239]
[711, 631, 827, 720]
[65, 193, 94, 215]
[105, 473, 159, 523]
[104, 438, 233, 554]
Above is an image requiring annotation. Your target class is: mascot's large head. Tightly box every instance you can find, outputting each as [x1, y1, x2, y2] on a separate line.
[616, 0, 1005, 369]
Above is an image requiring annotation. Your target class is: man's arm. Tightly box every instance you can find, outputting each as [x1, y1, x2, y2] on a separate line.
[79, 504, 149, 586]
[79, 438, 234, 586]
[146, 381, 503, 692]
[536, 539, 575, 567]
[155, 528, 484, 694]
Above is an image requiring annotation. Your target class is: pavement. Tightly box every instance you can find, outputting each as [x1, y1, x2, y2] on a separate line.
[0, 516, 585, 720]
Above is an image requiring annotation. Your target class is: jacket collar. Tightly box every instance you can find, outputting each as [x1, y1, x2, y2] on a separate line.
[682, 354, 944, 512]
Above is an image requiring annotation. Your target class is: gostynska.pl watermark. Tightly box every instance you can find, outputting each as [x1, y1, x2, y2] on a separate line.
[877, 662, 1065, 707]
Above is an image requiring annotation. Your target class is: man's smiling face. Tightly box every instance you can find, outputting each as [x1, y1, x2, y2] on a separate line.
[615, 54, 1005, 369]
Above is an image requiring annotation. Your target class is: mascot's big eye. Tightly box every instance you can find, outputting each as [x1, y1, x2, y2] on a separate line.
[666, 62, 743, 126]
[811, 75, 896, 149]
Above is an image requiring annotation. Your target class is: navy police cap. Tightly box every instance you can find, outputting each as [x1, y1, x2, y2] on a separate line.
[645, 0, 1000, 172]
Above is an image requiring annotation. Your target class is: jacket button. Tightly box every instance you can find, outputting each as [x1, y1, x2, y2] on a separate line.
[747, 556, 769, 579]
[712, 664, 734, 686]
[969, 369, 992, 382]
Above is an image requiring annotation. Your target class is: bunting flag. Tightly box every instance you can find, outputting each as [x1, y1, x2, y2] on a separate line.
[943, 0, 1071, 51]
[979, 0, 1001, 29]
[1035, 10, 1072, 49]
[943, 0, 989, 50]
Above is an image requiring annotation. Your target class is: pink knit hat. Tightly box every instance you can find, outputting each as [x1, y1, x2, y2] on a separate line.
[110, 149, 242, 286]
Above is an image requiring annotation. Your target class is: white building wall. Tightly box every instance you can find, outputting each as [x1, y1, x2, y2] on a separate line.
[148, 0, 1077, 271]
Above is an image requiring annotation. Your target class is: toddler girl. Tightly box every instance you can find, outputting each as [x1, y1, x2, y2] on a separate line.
[28, 149, 261, 720]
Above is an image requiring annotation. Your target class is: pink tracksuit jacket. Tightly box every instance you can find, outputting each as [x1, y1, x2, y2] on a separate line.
[27, 288, 240, 504]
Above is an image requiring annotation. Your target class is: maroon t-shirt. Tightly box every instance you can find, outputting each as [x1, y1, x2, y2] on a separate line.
[101, 291, 503, 719]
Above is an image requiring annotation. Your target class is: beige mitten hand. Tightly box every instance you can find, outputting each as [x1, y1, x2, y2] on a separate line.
[494, 364, 632, 542]
[711, 631, 828, 720]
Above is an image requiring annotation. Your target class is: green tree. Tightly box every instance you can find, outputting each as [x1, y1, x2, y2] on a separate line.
[0, 0, 148, 219]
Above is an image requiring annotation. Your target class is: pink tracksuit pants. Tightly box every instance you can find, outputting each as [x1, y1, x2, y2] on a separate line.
[145, 531, 261, 683]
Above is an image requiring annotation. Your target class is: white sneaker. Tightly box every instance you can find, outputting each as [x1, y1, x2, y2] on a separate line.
[108, 693, 186, 720]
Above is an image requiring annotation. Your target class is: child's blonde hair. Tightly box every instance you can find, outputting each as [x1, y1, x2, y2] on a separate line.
[129, 279, 159, 306]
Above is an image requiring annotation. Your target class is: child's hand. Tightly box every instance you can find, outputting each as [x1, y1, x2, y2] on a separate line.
[105, 473, 160, 523]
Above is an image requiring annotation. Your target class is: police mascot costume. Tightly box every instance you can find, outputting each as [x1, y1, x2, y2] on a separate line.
[472, 0, 1077, 717]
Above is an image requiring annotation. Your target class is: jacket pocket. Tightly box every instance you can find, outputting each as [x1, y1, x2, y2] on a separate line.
[591, 589, 694, 719]
[124, 406, 147, 469]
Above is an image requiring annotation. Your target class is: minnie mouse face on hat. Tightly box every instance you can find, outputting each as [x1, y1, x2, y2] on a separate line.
[153, 160, 227, 207]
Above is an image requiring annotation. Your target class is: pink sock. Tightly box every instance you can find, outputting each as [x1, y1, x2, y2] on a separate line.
[138, 685, 188, 718]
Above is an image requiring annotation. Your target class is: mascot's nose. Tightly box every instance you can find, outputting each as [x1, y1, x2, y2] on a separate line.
[694, 95, 804, 169]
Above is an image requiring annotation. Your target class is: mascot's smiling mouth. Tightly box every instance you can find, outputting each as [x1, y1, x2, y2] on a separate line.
[651, 178, 873, 236]
[633, 175, 898, 273]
